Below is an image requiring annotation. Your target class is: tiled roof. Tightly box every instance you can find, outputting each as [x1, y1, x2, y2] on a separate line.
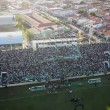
[23, 15, 40, 28]
[32, 12, 54, 24]
[23, 14, 55, 29]
[104, 30, 110, 35]
[89, 16, 101, 22]
[98, 28, 110, 35]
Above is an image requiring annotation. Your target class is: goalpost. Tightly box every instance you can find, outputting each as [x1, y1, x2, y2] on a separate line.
[1, 72, 8, 86]
[29, 85, 46, 91]
[88, 78, 101, 84]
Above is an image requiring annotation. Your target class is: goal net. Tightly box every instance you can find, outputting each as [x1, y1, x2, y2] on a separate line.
[88, 78, 101, 84]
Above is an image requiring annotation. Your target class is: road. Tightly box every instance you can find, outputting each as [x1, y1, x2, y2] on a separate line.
[68, 24, 102, 43]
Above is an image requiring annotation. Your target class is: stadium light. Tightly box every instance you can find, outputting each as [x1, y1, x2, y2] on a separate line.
[89, 25, 93, 44]
[8, 35, 13, 50]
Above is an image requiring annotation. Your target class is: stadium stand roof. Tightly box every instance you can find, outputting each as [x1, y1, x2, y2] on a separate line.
[32, 38, 77, 44]
[0, 31, 23, 45]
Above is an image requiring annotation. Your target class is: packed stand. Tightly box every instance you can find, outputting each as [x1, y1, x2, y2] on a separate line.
[0, 43, 109, 85]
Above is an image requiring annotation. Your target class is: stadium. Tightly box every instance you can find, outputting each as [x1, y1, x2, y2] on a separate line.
[0, 35, 110, 110]
[0, 1, 110, 110]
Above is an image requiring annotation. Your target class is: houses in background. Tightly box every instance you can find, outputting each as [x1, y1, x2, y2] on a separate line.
[0, 0, 110, 49]
[48, 8, 74, 18]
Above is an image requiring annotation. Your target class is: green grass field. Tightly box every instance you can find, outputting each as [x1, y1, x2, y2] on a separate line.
[0, 75, 110, 110]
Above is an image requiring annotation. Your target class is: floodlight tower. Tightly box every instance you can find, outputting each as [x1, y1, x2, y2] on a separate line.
[8, 35, 13, 50]
[89, 25, 93, 44]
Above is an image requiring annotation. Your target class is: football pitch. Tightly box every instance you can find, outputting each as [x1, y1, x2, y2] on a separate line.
[0, 75, 110, 110]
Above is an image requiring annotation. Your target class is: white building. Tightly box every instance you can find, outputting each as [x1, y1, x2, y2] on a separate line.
[88, 8, 98, 13]
[49, 8, 74, 18]
[31, 38, 77, 50]
[74, 5, 87, 9]
[0, 14, 15, 26]
[77, 18, 88, 26]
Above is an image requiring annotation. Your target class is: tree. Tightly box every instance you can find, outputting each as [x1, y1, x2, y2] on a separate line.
[80, 1, 86, 4]
[15, 15, 23, 29]
[23, 30, 34, 42]
[78, 9, 84, 14]
[21, 1, 30, 9]
[90, 12, 96, 16]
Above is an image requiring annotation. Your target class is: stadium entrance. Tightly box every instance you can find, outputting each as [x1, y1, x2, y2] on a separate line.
[0, 72, 8, 87]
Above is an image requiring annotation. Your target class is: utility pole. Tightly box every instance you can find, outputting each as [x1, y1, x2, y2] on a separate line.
[89, 25, 93, 44]
[8, 35, 13, 50]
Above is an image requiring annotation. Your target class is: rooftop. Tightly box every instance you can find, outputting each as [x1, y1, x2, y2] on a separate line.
[89, 16, 102, 22]
[31, 12, 54, 24]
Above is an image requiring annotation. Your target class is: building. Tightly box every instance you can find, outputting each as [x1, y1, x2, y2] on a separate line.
[0, 31, 23, 47]
[88, 8, 98, 13]
[48, 8, 74, 18]
[23, 12, 55, 29]
[28, 26, 71, 39]
[0, 15, 15, 26]
[0, 0, 8, 11]
[31, 38, 77, 50]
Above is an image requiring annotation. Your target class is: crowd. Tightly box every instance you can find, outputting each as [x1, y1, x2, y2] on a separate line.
[0, 43, 110, 85]
[37, 45, 80, 61]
